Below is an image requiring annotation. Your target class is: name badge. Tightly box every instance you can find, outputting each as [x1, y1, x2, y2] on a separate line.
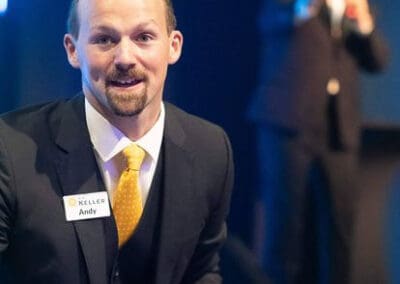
[63, 191, 111, 221]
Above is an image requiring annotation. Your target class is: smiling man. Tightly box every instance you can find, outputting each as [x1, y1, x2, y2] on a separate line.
[0, 0, 234, 283]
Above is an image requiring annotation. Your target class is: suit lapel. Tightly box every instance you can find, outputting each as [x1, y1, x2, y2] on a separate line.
[155, 104, 196, 284]
[54, 95, 117, 284]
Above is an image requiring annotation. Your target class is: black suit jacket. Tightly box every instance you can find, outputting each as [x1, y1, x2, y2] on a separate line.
[248, 0, 389, 149]
[0, 95, 234, 284]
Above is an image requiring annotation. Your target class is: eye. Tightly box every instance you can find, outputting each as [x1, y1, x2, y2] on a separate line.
[136, 33, 153, 42]
[93, 35, 115, 46]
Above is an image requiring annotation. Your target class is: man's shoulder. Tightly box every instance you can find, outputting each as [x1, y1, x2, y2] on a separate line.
[164, 102, 225, 135]
[0, 95, 83, 146]
[164, 102, 231, 156]
[0, 95, 81, 129]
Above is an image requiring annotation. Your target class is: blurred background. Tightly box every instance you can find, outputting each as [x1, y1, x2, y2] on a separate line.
[1, 0, 399, 283]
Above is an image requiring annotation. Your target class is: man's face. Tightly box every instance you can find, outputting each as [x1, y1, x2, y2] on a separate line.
[64, 0, 183, 119]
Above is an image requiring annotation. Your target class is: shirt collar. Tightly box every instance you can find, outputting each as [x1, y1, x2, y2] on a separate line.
[327, 0, 346, 23]
[85, 98, 165, 163]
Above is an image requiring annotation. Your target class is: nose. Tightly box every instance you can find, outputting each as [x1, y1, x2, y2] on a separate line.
[114, 38, 136, 71]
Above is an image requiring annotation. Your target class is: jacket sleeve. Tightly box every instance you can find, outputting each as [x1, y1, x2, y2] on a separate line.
[346, 27, 390, 72]
[181, 130, 234, 284]
[0, 126, 16, 264]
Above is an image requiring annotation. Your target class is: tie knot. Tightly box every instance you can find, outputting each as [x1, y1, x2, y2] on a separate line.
[122, 144, 145, 171]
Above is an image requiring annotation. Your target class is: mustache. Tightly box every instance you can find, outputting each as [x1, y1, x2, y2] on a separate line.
[106, 68, 147, 82]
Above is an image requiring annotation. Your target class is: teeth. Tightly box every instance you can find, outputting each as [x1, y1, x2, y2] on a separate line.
[118, 79, 137, 84]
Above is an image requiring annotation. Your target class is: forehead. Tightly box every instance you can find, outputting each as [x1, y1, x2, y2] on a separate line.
[77, 0, 167, 29]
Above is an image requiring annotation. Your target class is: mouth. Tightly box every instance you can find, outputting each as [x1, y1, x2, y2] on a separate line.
[108, 78, 144, 88]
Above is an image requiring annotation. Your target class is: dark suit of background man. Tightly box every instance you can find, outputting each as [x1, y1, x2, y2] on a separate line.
[248, 0, 389, 283]
[0, 0, 234, 283]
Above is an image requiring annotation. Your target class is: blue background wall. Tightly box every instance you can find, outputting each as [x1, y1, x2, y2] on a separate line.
[360, 0, 400, 125]
[2, 1, 398, 123]
[0, 1, 399, 281]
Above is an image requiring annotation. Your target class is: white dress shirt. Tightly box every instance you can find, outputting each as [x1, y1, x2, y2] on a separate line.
[327, 0, 346, 27]
[85, 98, 165, 206]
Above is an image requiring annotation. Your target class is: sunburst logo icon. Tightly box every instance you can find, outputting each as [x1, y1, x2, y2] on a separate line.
[68, 197, 77, 207]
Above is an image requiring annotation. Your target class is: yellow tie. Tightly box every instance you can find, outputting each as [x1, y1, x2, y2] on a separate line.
[113, 144, 146, 248]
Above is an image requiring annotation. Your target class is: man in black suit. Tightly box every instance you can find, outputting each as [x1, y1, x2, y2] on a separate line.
[0, 0, 234, 283]
[248, 0, 388, 283]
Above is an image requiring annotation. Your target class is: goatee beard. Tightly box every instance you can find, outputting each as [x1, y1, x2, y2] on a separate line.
[105, 68, 148, 117]
[106, 87, 148, 117]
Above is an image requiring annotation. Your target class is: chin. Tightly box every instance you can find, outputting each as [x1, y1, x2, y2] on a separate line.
[112, 108, 144, 117]
[109, 101, 147, 117]
[106, 93, 147, 117]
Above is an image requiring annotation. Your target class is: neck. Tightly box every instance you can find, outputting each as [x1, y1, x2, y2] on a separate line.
[85, 92, 161, 141]
[108, 104, 161, 141]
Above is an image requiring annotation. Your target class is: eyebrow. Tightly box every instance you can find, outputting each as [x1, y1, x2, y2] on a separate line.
[90, 25, 118, 34]
[135, 20, 159, 29]
[90, 20, 160, 33]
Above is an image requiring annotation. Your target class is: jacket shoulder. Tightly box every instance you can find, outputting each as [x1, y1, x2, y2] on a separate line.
[0, 96, 82, 143]
[165, 102, 227, 138]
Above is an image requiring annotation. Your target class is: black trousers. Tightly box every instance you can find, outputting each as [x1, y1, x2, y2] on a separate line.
[254, 126, 358, 284]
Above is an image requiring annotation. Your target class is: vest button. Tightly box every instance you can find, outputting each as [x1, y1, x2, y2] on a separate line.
[327, 77, 340, 96]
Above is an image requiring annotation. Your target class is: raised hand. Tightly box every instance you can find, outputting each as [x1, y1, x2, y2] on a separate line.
[344, 0, 374, 34]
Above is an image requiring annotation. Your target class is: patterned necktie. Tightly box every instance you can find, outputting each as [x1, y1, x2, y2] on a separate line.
[113, 143, 146, 248]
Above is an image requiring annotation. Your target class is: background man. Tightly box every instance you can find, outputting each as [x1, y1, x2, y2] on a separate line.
[248, 0, 389, 283]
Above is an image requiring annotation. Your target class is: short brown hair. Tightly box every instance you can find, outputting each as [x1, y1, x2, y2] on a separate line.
[67, 0, 177, 39]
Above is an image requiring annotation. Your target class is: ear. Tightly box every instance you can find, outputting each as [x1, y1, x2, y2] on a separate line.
[64, 34, 81, 69]
[168, 30, 183, 65]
